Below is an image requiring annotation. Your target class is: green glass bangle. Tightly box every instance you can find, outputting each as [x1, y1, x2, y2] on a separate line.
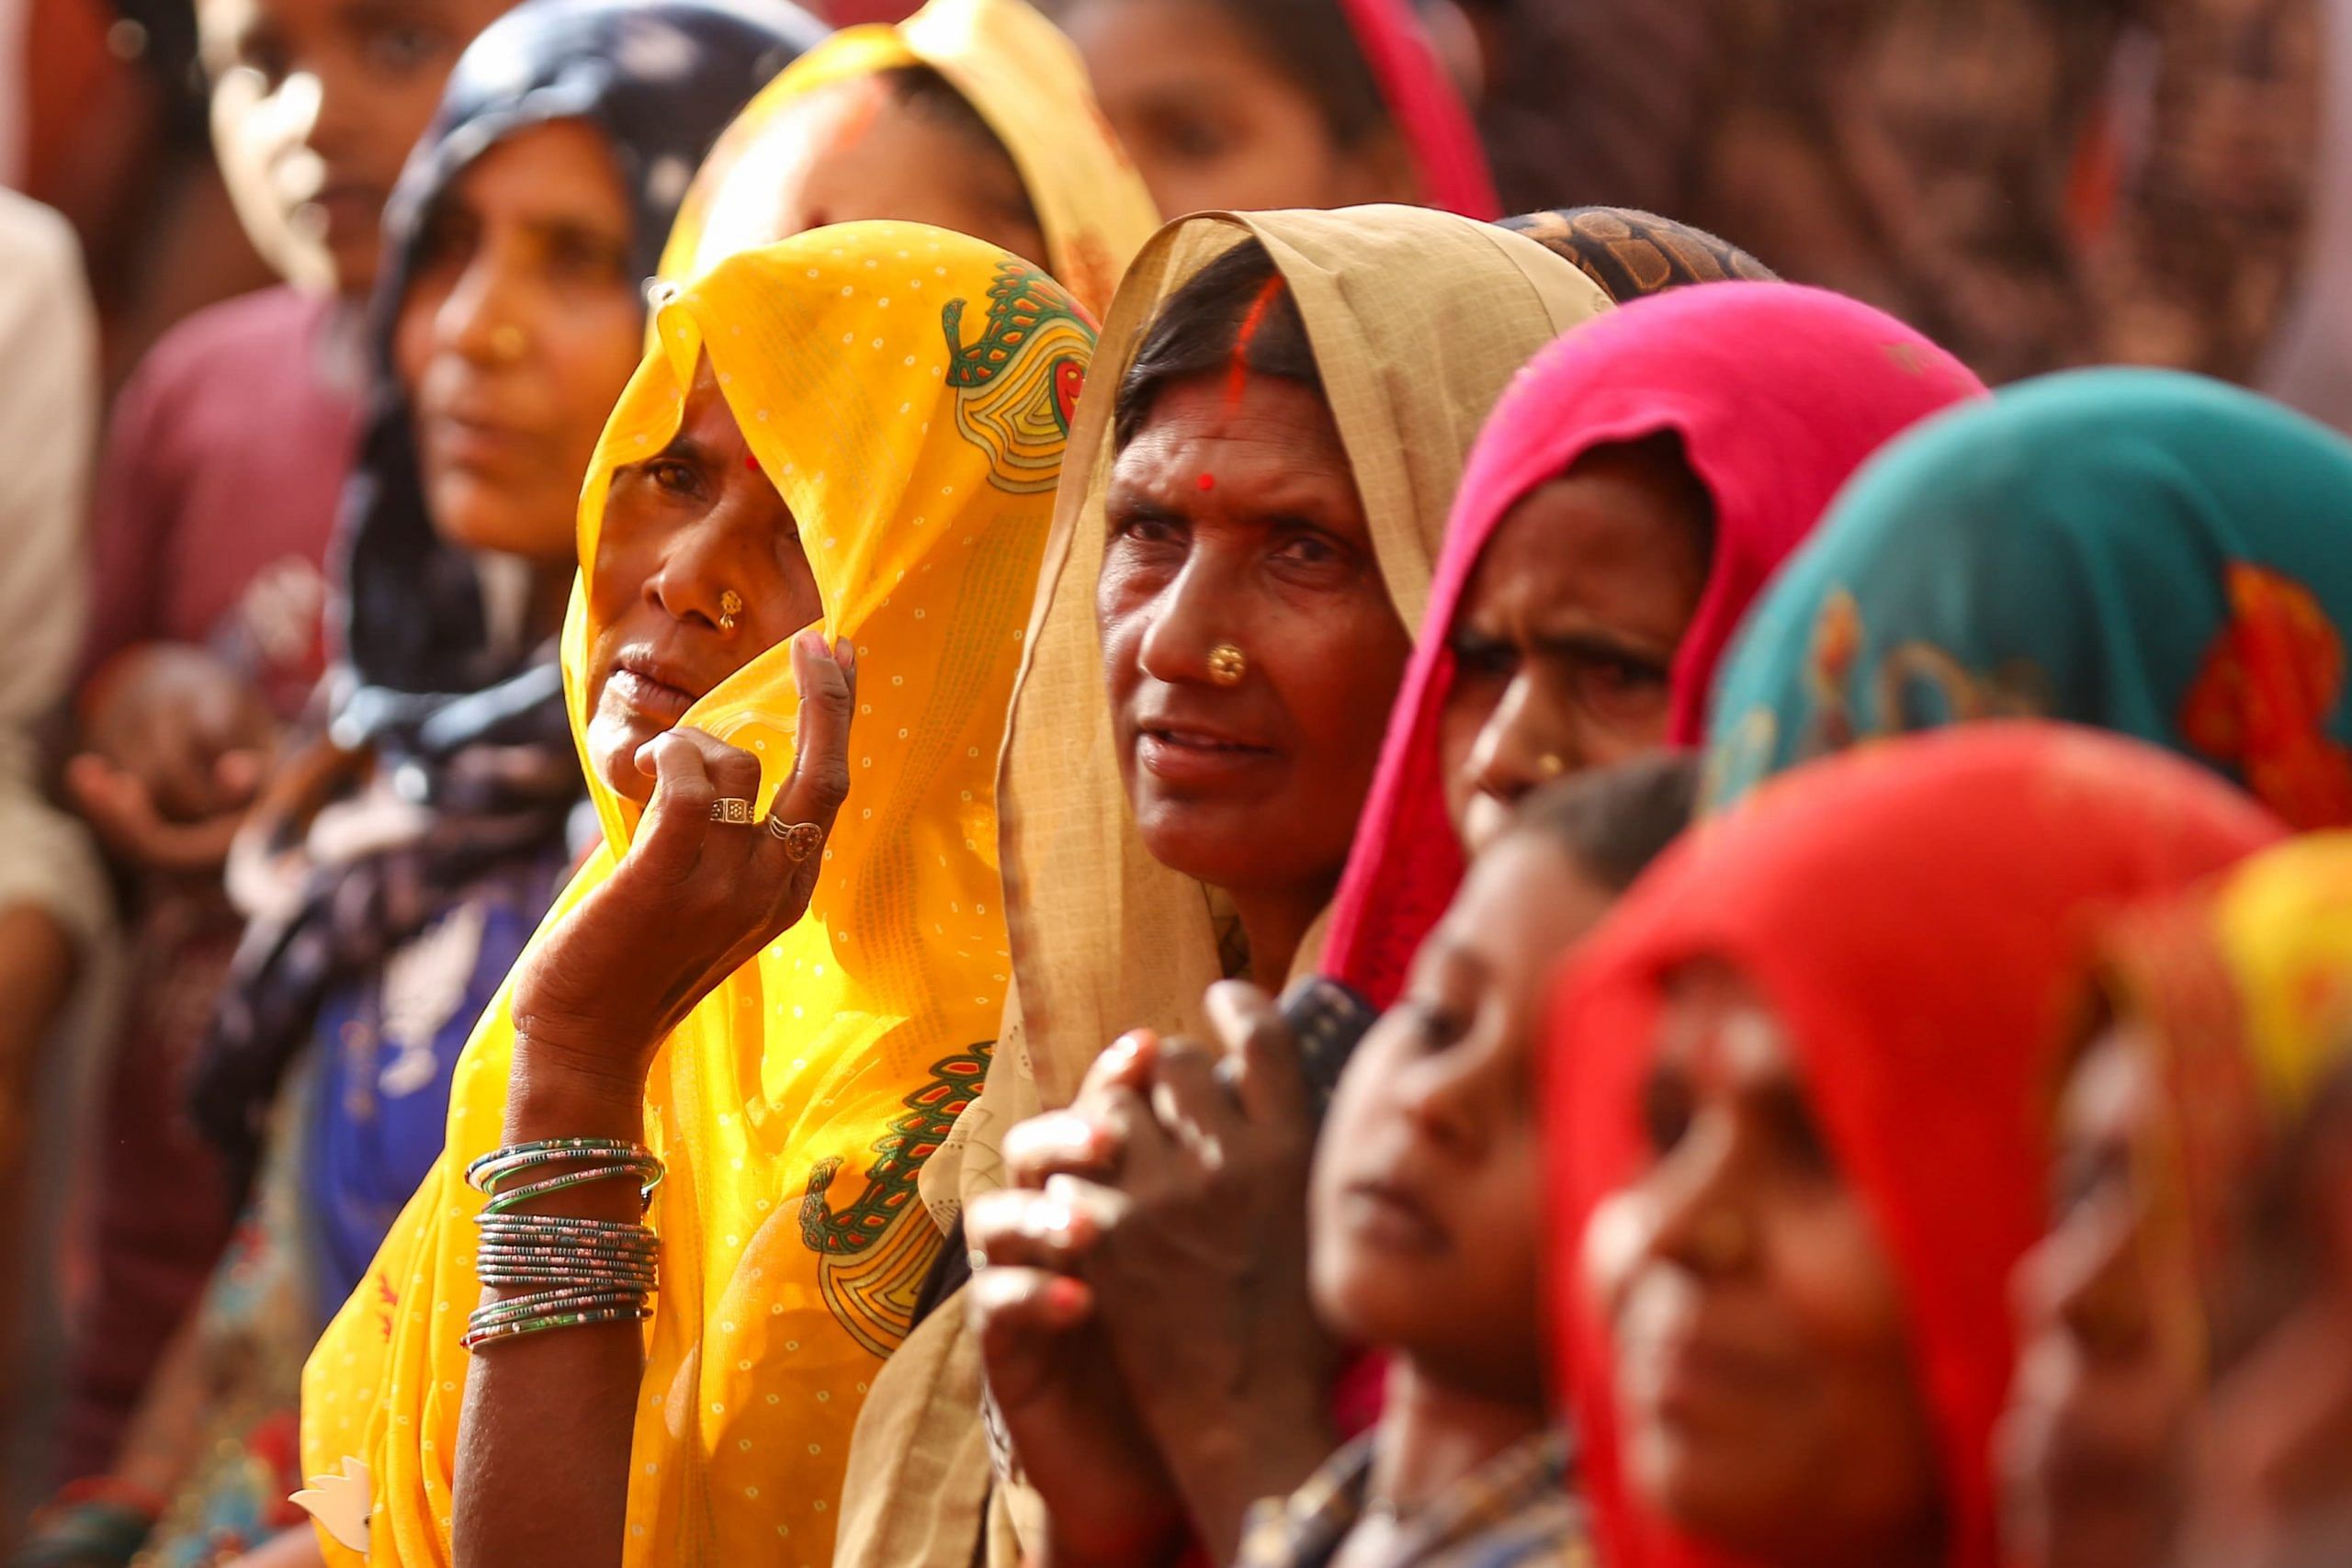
[466, 1138, 657, 1193]
[459, 1303, 651, 1352]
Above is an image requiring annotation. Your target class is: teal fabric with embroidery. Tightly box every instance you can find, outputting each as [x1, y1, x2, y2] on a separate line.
[1704, 368, 2352, 829]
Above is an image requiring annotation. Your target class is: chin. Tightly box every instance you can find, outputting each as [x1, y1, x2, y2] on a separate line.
[584, 703, 657, 805]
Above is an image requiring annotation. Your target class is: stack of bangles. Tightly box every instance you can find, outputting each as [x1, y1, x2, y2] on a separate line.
[460, 1137, 665, 1351]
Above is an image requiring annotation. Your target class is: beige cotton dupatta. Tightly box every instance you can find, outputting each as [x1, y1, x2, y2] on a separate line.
[834, 205, 1610, 1568]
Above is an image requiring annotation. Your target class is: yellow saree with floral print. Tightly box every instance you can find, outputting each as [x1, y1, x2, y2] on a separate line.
[299, 220, 1094, 1566]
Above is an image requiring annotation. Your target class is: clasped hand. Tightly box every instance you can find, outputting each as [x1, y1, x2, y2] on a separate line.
[968, 981, 1341, 1566]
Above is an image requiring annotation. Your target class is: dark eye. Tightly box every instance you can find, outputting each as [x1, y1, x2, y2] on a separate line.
[1401, 997, 1470, 1053]
[1639, 1067, 1694, 1156]
[643, 458, 704, 499]
[546, 230, 629, 284]
[1449, 630, 1518, 683]
[361, 21, 447, 74]
[1758, 1086, 1837, 1179]
[1570, 648, 1673, 724]
[1159, 113, 1227, 163]
[1108, 508, 1184, 548]
[1271, 532, 1338, 567]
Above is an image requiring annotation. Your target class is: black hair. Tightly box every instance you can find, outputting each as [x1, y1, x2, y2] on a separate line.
[1510, 753, 1700, 895]
[879, 64, 1043, 231]
[1113, 237, 1321, 449]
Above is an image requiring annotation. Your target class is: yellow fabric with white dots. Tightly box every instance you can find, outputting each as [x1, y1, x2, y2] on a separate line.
[299, 220, 1094, 1566]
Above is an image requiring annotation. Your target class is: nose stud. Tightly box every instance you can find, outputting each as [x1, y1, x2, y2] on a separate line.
[489, 323, 526, 364]
[718, 589, 744, 635]
[1536, 752, 1566, 780]
[1207, 643, 1247, 687]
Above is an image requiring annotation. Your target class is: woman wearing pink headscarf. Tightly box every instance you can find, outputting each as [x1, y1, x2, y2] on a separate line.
[1321, 281, 1986, 1010]
[1055, 0, 1496, 217]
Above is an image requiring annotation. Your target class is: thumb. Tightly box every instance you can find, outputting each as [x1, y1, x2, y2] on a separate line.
[767, 629, 855, 831]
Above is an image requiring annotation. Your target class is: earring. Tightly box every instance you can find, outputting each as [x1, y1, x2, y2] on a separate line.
[718, 589, 744, 635]
[1207, 643, 1247, 687]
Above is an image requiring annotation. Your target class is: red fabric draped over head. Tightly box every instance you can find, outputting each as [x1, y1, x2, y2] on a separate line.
[1322, 282, 1984, 1008]
[1544, 724, 2284, 1568]
[1334, 0, 1498, 217]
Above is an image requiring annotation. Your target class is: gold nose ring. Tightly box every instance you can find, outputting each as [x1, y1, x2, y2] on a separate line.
[718, 589, 744, 635]
[1207, 643, 1247, 687]
[488, 323, 526, 363]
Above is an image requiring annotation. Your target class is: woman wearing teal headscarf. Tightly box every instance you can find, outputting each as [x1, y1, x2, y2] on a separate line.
[1706, 368, 2352, 829]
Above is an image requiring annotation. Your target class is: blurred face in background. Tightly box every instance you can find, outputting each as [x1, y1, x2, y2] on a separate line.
[2000, 1023, 2206, 1568]
[1057, 0, 1414, 215]
[1601, 961, 1947, 1568]
[200, 0, 514, 295]
[686, 70, 1046, 275]
[394, 118, 644, 564]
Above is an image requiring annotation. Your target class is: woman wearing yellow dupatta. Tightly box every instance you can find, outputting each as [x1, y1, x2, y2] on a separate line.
[657, 0, 1159, 315]
[837, 205, 1611, 1568]
[296, 220, 1095, 1566]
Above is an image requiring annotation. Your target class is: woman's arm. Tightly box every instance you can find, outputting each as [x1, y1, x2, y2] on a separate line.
[448, 631, 854, 1568]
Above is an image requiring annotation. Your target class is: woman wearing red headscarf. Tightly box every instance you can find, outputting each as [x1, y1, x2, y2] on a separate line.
[1545, 724, 2283, 1568]
[1321, 281, 1984, 1011]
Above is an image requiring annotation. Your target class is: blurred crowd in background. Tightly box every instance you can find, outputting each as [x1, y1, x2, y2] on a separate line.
[1, 1, 2351, 1566]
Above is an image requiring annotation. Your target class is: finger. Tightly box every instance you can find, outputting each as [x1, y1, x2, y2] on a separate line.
[1146, 1033, 1234, 1133]
[1206, 980, 1311, 1127]
[1003, 1111, 1123, 1188]
[628, 730, 723, 879]
[766, 628, 854, 834]
[968, 1189, 1101, 1270]
[1072, 1030, 1159, 1109]
[968, 1267, 1093, 1393]
[1039, 1173, 1132, 1246]
[1091, 1081, 1177, 1189]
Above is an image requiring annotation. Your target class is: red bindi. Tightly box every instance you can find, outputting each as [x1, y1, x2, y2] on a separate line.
[745, 453, 762, 472]
[1196, 472, 1216, 491]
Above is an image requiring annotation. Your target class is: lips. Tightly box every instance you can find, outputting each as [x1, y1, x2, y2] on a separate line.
[605, 647, 713, 727]
[1133, 717, 1277, 786]
[1623, 1314, 1801, 1431]
[299, 182, 384, 245]
[1335, 1175, 1450, 1255]
[420, 407, 538, 473]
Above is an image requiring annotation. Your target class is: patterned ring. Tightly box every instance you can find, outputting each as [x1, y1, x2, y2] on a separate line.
[709, 797, 756, 826]
[769, 818, 825, 863]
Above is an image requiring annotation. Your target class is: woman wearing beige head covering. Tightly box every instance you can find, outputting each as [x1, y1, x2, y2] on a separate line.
[838, 203, 1609, 1567]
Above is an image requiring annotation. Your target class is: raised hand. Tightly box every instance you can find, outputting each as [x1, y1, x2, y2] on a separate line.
[512, 628, 854, 1099]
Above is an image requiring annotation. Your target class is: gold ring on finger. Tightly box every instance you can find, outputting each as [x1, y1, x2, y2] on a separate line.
[708, 797, 756, 826]
[769, 818, 824, 862]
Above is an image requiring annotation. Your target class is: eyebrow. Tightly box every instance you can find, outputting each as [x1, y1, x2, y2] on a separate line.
[645, 431, 718, 469]
[1532, 628, 1677, 665]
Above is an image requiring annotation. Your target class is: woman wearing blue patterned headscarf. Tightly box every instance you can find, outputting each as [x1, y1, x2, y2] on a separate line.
[1707, 369, 2352, 831]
